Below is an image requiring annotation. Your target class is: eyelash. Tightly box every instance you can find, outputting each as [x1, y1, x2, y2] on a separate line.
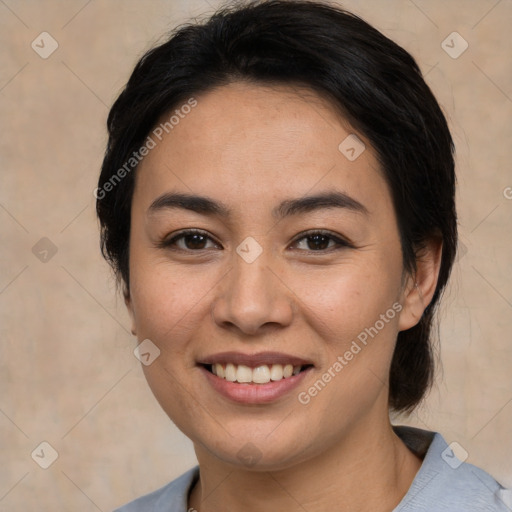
[158, 228, 353, 253]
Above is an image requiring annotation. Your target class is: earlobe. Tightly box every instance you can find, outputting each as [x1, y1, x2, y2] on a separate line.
[398, 238, 443, 332]
[124, 291, 137, 336]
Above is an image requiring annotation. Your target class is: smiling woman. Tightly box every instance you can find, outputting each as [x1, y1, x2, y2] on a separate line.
[96, 1, 510, 511]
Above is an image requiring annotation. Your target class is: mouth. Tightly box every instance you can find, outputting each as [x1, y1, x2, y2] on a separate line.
[197, 351, 314, 404]
[201, 362, 313, 384]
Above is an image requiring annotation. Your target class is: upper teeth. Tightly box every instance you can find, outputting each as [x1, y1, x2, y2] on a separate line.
[211, 363, 302, 384]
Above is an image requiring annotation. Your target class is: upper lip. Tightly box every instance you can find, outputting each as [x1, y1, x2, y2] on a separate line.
[198, 351, 314, 368]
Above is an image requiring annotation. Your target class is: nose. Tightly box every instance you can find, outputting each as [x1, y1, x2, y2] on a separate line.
[210, 247, 294, 336]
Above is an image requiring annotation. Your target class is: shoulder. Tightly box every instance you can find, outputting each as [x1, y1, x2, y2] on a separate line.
[113, 466, 199, 512]
[394, 425, 512, 511]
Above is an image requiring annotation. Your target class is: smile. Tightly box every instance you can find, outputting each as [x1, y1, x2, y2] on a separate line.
[206, 363, 306, 384]
[198, 351, 314, 404]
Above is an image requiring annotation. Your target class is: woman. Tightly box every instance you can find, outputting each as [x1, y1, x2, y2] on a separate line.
[96, 1, 511, 510]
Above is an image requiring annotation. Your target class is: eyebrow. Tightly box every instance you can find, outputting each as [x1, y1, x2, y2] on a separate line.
[148, 190, 369, 220]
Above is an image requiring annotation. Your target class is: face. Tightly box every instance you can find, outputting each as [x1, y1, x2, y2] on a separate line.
[126, 82, 420, 470]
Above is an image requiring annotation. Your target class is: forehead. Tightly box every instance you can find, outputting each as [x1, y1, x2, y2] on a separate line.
[133, 81, 387, 215]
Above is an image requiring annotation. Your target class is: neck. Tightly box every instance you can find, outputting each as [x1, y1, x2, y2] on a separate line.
[189, 415, 422, 512]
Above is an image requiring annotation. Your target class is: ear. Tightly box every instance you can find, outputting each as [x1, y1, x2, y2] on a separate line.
[398, 236, 443, 332]
[124, 288, 137, 336]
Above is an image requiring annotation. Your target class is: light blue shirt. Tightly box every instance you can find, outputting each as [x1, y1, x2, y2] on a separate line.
[114, 426, 511, 511]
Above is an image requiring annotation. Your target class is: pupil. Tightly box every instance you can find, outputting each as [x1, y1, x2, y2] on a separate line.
[308, 234, 329, 250]
[186, 234, 206, 249]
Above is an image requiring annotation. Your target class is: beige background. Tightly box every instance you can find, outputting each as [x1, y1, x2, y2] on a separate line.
[1, 0, 511, 510]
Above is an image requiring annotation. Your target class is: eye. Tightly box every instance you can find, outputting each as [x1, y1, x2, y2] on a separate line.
[291, 230, 352, 252]
[158, 228, 352, 253]
[159, 229, 220, 251]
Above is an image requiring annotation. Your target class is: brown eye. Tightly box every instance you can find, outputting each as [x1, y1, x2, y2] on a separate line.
[161, 229, 220, 251]
[292, 230, 351, 252]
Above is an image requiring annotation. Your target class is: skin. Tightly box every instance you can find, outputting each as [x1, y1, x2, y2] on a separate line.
[125, 81, 442, 512]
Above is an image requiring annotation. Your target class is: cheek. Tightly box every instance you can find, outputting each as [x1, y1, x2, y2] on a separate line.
[290, 259, 402, 339]
[294, 267, 401, 415]
[130, 267, 202, 338]
[128, 253, 226, 364]
[290, 259, 403, 403]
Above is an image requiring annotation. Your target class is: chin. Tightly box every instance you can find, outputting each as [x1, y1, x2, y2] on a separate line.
[192, 425, 317, 472]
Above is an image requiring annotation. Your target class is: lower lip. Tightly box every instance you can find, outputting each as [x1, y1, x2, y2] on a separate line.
[200, 366, 312, 404]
